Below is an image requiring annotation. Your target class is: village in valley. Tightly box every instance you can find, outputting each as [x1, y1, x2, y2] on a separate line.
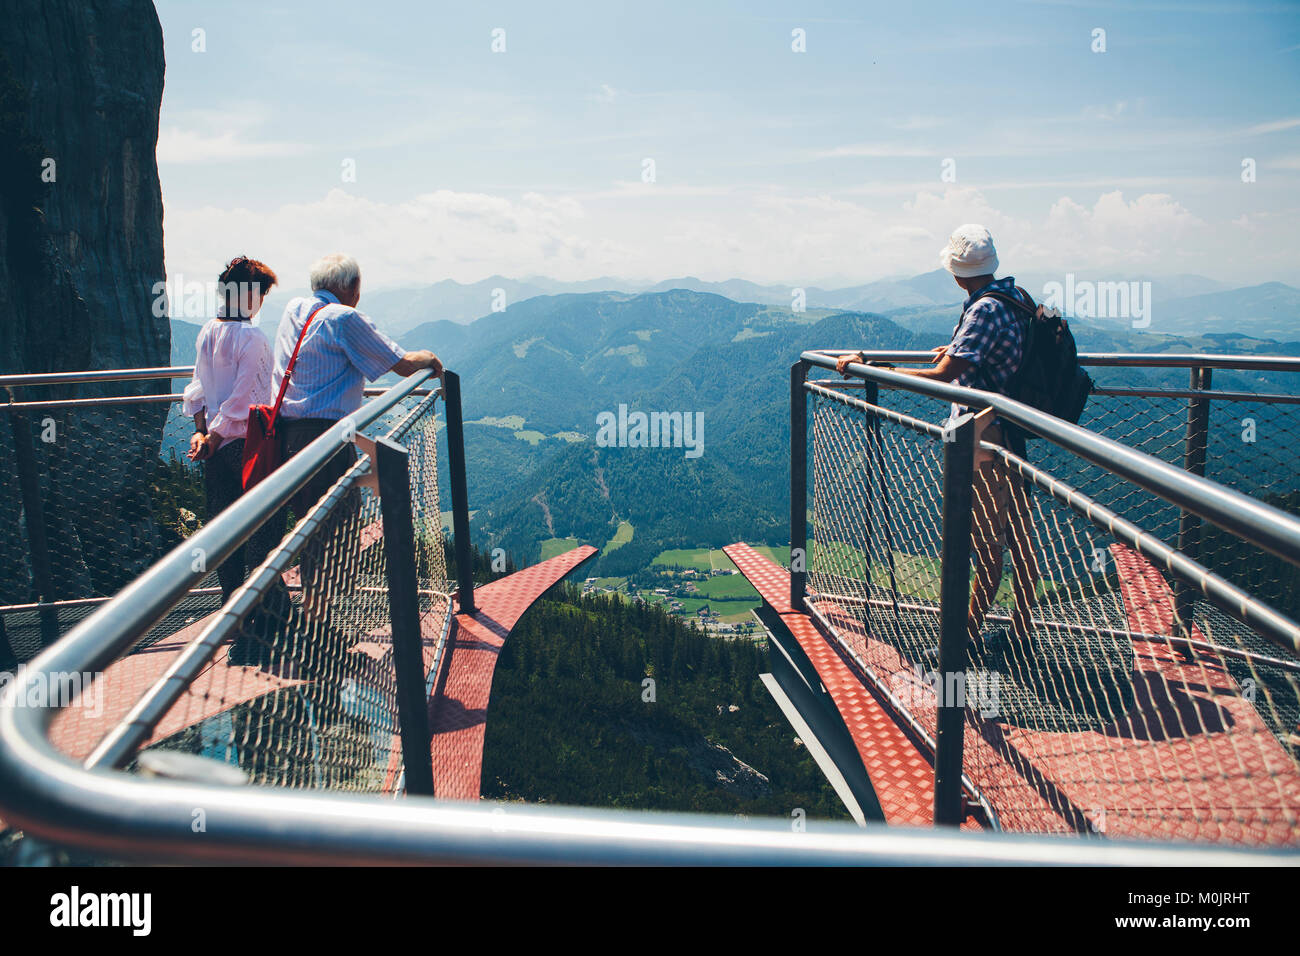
[579, 558, 763, 639]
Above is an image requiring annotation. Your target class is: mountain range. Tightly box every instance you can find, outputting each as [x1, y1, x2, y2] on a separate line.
[169, 279, 1300, 570]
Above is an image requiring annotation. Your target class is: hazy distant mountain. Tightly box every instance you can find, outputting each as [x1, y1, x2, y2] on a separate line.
[351, 269, 1264, 342]
[806, 269, 964, 312]
[167, 283, 1299, 568]
[1146, 282, 1300, 340]
[364, 275, 640, 335]
[643, 276, 792, 305]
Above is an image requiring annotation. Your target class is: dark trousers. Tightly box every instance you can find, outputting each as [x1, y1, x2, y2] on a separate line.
[204, 438, 283, 603]
[278, 418, 360, 645]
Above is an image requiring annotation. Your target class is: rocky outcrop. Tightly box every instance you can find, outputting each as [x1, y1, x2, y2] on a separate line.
[0, 0, 168, 617]
[625, 723, 772, 800]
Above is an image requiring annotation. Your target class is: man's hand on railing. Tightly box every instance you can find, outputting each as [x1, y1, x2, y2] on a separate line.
[391, 350, 443, 378]
[836, 352, 902, 377]
[835, 351, 866, 377]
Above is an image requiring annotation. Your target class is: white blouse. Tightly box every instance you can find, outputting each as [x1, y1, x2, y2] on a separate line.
[182, 317, 274, 442]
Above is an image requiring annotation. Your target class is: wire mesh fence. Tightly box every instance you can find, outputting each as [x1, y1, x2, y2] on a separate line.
[106, 390, 450, 794]
[1, 369, 450, 798]
[804, 365, 1300, 845]
[0, 372, 440, 667]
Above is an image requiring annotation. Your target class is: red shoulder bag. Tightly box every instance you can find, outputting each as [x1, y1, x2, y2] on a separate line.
[241, 302, 326, 491]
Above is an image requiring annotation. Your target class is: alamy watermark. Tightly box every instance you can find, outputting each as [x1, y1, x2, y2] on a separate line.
[152, 274, 267, 321]
[0, 667, 104, 717]
[889, 664, 1001, 718]
[595, 404, 704, 459]
[1040, 273, 1152, 328]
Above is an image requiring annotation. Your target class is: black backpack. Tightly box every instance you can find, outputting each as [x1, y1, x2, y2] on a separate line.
[981, 287, 1093, 435]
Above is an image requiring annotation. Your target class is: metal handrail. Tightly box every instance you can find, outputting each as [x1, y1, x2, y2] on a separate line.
[2, 384, 431, 411]
[0, 366, 195, 388]
[5, 351, 1294, 393]
[4, 359, 1299, 862]
[802, 379, 1300, 655]
[82, 386, 445, 770]
[821, 350, 1300, 373]
[0, 367, 434, 716]
[803, 351, 1300, 572]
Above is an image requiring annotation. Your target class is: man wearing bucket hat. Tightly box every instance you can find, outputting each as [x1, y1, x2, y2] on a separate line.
[837, 224, 1039, 663]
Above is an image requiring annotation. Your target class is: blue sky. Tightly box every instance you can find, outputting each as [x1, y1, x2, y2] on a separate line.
[153, 0, 1300, 292]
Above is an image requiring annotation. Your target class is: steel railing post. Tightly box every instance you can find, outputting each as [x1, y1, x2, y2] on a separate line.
[861, 378, 878, 635]
[1174, 366, 1212, 634]
[8, 406, 60, 645]
[934, 411, 976, 826]
[375, 437, 436, 796]
[442, 371, 475, 615]
[790, 360, 809, 612]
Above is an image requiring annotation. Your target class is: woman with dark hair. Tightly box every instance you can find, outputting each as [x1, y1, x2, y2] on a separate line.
[182, 256, 281, 618]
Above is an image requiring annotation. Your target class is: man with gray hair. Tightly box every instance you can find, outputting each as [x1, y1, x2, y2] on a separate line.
[273, 253, 441, 513]
[259, 254, 441, 674]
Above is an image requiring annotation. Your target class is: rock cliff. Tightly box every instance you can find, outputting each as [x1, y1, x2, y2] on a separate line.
[0, 0, 168, 631]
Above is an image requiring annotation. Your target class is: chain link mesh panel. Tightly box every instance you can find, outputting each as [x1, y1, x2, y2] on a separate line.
[124, 391, 450, 794]
[806, 371, 1300, 844]
[3, 372, 449, 797]
[0, 377, 438, 666]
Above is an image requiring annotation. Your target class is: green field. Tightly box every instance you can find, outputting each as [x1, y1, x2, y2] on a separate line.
[651, 544, 791, 570]
[696, 573, 759, 600]
[650, 546, 753, 572]
[540, 536, 583, 561]
[469, 414, 526, 430]
[601, 520, 634, 555]
[439, 509, 477, 530]
[513, 429, 547, 445]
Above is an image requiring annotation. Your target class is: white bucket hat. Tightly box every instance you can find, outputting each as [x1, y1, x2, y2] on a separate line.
[939, 224, 999, 278]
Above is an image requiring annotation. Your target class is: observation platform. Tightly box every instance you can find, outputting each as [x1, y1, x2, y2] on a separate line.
[429, 545, 597, 799]
[729, 540, 1300, 844]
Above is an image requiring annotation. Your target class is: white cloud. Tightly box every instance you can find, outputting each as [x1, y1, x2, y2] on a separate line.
[157, 107, 309, 164]
[160, 183, 1295, 291]
[811, 142, 936, 159]
[1242, 117, 1300, 136]
[157, 127, 309, 164]
[1041, 191, 1207, 269]
[162, 188, 618, 290]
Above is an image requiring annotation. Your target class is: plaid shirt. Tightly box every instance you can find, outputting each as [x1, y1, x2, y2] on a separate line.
[945, 276, 1028, 424]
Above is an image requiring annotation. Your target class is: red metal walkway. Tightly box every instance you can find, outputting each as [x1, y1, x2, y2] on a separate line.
[428, 545, 597, 800]
[724, 543, 984, 830]
[47, 519, 426, 766]
[727, 540, 1300, 844]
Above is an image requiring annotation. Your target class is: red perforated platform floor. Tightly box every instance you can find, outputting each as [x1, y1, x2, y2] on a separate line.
[46, 519, 433, 767]
[428, 545, 597, 800]
[726, 541, 1300, 844]
[723, 543, 984, 830]
[46, 615, 310, 762]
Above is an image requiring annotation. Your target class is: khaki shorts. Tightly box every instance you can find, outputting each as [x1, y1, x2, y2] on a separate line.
[971, 425, 1027, 549]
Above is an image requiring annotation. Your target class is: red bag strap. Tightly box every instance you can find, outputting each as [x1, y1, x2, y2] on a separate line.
[267, 301, 328, 431]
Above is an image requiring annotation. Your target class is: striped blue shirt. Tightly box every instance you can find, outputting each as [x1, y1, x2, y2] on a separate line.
[272, 290, 406, 421]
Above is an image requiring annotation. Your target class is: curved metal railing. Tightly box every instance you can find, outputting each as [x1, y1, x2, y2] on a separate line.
[795, 349, 1300, 843]
[2, 356, 1299, 862]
